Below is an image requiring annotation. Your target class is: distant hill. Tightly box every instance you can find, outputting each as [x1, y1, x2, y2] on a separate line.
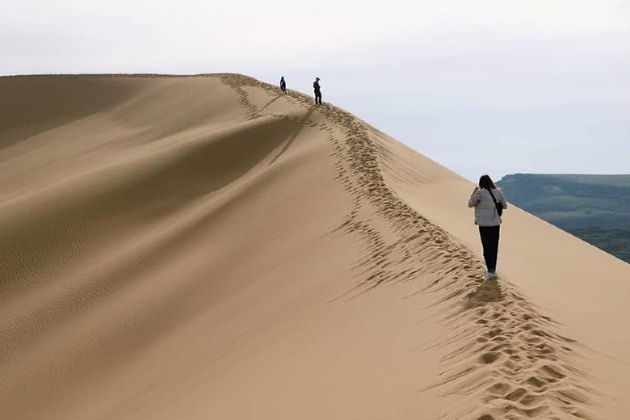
[498, 173, 630, 263]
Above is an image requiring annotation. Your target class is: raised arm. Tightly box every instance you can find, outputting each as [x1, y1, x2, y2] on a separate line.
[468, 188, 481, 208]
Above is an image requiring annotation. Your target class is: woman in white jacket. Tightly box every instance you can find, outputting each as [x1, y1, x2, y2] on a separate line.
[468, 174, 508, 280]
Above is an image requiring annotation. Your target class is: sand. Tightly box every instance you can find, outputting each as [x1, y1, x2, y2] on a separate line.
[1, 74, 629, 420]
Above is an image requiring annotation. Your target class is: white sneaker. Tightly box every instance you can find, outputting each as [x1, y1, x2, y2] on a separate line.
[484, 271, 498, 280]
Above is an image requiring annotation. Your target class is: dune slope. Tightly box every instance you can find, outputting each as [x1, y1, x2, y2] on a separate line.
[1, 74, 629, 420]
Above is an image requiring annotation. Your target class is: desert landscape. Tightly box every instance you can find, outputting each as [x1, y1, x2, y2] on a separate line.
[1, 74, 629, 419]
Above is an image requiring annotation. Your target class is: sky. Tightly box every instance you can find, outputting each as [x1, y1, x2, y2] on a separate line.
[3, 0, 630, 180]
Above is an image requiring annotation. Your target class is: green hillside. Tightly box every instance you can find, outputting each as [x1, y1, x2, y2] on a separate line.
[497, 174, 630, 263]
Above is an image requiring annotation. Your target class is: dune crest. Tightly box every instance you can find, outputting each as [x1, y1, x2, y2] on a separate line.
[1, 74, 629, 419]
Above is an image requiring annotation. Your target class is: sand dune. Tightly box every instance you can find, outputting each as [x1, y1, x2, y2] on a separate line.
[1, 74, 629, 420]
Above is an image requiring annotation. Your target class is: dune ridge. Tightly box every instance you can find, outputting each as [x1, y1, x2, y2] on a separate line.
[231, 75, 598, 419]
[1, 74, 629, 419]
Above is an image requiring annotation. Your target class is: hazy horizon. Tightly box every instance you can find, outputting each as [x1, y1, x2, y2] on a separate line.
[4, 0, 629, 181]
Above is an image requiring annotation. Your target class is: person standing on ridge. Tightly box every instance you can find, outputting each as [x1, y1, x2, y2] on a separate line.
[468, 174, 508, 280]
[280, 76, 287, 93]
[313, 77, 322, 105]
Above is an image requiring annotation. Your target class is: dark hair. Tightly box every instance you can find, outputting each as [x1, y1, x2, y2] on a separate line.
[479, 174, 496, 190]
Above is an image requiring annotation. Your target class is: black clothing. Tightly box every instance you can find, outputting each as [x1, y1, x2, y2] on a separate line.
[280, 78, 286, 93]
[479, 226, 500, 272]
[313, 80, 322, 104]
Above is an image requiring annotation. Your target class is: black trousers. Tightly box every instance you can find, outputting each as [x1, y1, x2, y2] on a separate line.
[315, 90, 322, 104]
[479, 226, 500, 272]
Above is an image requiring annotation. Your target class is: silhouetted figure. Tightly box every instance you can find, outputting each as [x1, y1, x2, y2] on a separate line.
[280, 76, 286, 93]
[468, 174, 508, 280]
[313, 77, 322, 105]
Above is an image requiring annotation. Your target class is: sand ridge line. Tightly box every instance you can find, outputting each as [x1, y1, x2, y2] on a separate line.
[320, 106, 603, 419]
[216, 74, 458, 293]
[325, 111, 602, 419]
[216, 74, 602, 419]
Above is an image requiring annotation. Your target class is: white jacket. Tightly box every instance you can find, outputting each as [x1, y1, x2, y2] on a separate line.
[468, 188, 508, 227]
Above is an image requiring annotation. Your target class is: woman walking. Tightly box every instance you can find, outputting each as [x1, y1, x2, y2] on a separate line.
[468, 175, 508, 280]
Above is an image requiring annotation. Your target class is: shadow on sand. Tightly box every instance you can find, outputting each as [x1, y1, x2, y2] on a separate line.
[464, 278, 504, 309]
[268, 106, 316, 165]
[259, 94, 284, 112]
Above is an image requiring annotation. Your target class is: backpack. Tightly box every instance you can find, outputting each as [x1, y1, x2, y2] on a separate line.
[487, 188, 503, 217]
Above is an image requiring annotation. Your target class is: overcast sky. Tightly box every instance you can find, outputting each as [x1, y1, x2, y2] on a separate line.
[3, 0, 629, 180]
